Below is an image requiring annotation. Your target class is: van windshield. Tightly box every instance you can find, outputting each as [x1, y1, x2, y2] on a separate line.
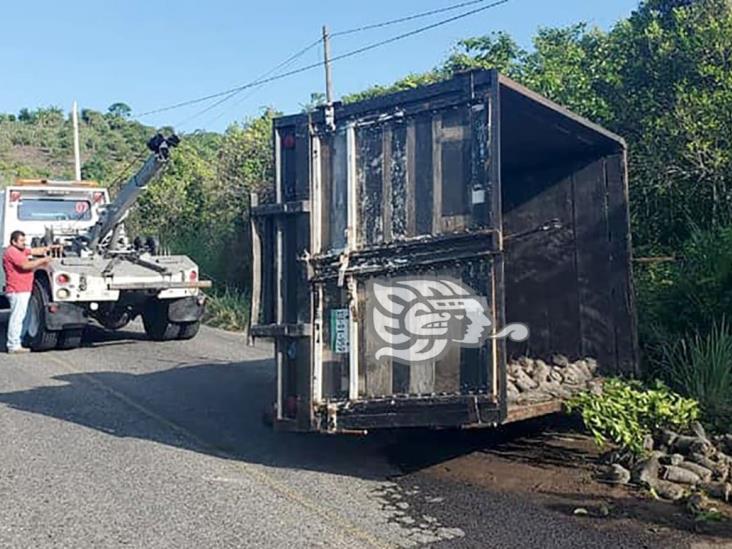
[17, 198, 92, 221]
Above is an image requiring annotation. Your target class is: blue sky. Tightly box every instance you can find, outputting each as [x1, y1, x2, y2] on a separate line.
[1, 0, 638, 133]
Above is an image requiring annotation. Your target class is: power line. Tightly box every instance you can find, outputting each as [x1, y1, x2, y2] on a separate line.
[331, 0, 497, 37]
[136, 0, 511, 120]
[174, 37, 322, 129]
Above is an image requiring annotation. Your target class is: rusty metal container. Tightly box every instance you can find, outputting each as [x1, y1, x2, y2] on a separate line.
[250, 69, 637, 433]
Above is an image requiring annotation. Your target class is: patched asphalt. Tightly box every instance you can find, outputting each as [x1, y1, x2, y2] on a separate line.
[0, 319, 696, 548]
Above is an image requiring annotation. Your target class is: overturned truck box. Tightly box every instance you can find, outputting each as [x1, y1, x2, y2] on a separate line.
[250, 69, 638, 433]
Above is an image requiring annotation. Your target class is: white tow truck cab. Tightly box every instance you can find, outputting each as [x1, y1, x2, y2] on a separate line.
[1, 134, 210, 351]
[0, 180, 107, 299]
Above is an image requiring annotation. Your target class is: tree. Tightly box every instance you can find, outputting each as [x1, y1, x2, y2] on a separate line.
[17, 108, 32, 122]
[107, 102, 132, 118]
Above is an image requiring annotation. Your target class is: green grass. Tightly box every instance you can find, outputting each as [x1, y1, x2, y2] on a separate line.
[203, 288, 250, 332]
[655, 321, 732, 431]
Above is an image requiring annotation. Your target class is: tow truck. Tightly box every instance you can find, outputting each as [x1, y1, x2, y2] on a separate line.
[0, 134, 211, 350]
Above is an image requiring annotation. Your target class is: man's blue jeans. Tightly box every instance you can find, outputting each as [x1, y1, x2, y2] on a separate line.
[7, 292, 31, 351]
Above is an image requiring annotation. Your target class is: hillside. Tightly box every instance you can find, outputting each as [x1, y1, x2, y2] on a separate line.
[0, 106, 161, 188]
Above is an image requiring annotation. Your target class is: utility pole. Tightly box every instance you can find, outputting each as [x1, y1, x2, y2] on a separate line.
[72, 101, 82, 180]
[322, 25, 335, 130]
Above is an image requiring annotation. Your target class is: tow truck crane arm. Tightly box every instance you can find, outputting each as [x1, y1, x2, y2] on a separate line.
[86, 133, 179, 252]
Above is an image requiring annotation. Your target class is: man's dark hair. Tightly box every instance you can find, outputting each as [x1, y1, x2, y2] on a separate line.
[9, 230, 25, 244]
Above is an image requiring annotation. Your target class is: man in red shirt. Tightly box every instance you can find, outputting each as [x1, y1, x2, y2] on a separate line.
[3, 231, 52, 353]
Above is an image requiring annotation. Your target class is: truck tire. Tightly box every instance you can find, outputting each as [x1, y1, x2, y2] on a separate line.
[176, 321, 200, 340]
[24, 279, 59, 352]
[57, 328, 83, 350]
[142, 301, 178, 341]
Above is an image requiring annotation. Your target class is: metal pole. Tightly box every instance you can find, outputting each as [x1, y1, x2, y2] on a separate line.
[72, 101, 81, 180]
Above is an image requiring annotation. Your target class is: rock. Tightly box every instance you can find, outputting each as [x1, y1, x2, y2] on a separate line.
[650, 479, 686, 501]
[662, 465, 701, 485]
[585, 357, 599, 374]
[677, 461, 713, 483]
[672, 435, 712, 456]
[658, 429, 679, 448]
[518, 356, 535, 372]
[507, 363, 523, 377]
[632, 454, 660, 486]
[690, 421, 708, 441]
[604, 463, 631, 484]
[531, 361, 552, 384]
[560, 367, 584, 386]
[549, 366, 564, 383]
[506, 381, 519, 401]
[642, 434, 655, 453]
[540, 381, 572, 399]
[660, 453, 685, 466]
[690, 439, 715, 457]
[552, 353, 570, 367]
[572, 359, 593, 379]
[513, 369, 538, 392]
[688, 452, 717, 470]
[700, 481, 732, 502]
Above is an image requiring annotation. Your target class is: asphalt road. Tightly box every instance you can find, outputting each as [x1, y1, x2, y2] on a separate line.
[0, 319, 695, 548]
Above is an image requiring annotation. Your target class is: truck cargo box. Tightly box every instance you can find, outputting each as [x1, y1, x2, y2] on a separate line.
[250, 69, 638, 433]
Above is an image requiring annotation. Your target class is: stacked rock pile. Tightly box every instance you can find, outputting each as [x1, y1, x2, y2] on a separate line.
[506, 354, 602, 405]
[603, 422, 732, 503]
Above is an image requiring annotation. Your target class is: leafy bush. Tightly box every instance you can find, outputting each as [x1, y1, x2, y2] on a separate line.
[655, 321, 732, 431]
[203, 288, 250, 332]
[567, 378, 699, 455]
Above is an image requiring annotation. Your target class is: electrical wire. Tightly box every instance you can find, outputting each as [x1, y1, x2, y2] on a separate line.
[331, 0, 497, 37]
[174, 37, 322, 129]
[135, 0, 511, 119]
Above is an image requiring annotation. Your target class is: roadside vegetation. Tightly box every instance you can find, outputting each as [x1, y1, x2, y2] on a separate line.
[1, 0, 732, 434]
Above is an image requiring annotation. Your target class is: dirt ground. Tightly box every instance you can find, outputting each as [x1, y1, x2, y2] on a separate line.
[385, 415, 732, 546]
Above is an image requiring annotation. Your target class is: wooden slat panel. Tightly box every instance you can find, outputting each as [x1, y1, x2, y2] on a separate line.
[434, 345, 461, 393]
[330, 131, 348, 252]
[432, 115, 442, 235]
[363, 289, 393, 397]
[502, 165, 580, 360]
[405, 121, 417, 237]
[573, 159, 614, 367]
[382, 125, 393, 243]
[606, 153, 639, 375]
[391, 122, 408, 240]
[414, 114, 434, 236]
[319, 136, 332, 252]
[409, 362, 436, 395]
[357, 124, 385, 246]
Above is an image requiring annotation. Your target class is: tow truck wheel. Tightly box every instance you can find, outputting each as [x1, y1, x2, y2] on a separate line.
[24, 279, 59, 351]
[142, 301, 179, 341]
[177, 321, 200, 340]
[57, 328, 83, 350]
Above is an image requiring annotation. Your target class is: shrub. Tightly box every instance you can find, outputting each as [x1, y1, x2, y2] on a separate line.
[567, 378, 699, 455]
[655, 321, 732, 431]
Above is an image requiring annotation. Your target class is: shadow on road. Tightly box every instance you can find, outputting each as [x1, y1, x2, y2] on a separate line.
[0, 321, 578, 482]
